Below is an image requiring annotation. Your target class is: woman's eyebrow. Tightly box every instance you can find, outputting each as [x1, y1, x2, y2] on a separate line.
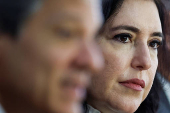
[151, 32, 164, 39]
[110, 25, 139, 33]
[110, 25, 164, 38]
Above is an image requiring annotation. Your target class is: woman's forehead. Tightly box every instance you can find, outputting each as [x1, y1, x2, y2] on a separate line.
[108, 0, 162, 33]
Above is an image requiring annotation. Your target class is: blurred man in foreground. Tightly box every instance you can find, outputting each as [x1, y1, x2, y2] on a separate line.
[0, 0, 103, 113]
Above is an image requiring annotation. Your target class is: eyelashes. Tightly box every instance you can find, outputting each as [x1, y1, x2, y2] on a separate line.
[113, 33, 132, 43]
[111, 33, 162, 49]
[148, 39, 162, 49]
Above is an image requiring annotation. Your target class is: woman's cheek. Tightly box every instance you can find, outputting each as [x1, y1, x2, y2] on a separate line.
[143, 61, 157, 101]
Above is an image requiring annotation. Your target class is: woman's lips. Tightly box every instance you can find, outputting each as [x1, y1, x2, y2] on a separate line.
[119, 78, 145, 91]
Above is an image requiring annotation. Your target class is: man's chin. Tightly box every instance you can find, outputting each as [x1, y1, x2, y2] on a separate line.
[49, 102, 82, 113]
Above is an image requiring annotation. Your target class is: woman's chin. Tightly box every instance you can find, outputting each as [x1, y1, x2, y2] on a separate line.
[108, 100, 140, 113]
[113, 106, 138, 113]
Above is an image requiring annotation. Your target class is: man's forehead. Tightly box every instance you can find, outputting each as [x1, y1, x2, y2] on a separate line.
[45, 13, 85, 27]
[43, 0, 101, 11]
[28, 0, 102, 34]
[44, 0, 90, 6]
[40, 0, 101, 21]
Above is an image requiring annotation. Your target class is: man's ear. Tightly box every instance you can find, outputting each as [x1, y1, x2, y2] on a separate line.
[0, 34, 14, 85]
[0, 34, 15, 59]
[0, 33, 15, 45]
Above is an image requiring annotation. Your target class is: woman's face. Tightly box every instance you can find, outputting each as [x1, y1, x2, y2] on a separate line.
[87, 0, 163, 113]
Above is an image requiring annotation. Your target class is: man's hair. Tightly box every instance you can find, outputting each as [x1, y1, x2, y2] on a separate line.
[0, 0, 42, 38]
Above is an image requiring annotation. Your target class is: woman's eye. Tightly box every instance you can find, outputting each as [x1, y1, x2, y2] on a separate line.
[149, 40, 162, 49]
[113, 33, 132, 43]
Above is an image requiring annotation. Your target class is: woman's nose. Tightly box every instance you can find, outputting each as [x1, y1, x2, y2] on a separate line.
[131, 43, 151, 71]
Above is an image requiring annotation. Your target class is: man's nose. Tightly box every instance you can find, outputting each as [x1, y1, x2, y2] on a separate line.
[74, 40, 104, 73]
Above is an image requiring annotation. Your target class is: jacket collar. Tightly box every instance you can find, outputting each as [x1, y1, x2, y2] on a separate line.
[0, 103, 5, 113]
[87, 104, 101, 113]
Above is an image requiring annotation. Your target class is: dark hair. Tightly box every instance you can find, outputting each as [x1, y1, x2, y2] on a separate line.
[134, 73, 161, 113]
[0, 0, 42, 38]
[157, 0, 170, 79]
[84, 0, 169, 113]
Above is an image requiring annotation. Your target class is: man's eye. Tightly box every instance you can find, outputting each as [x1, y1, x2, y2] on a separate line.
[113, 33, 132, 43]
[149, 40, 162, 49]
[57, 28, 72, 38]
